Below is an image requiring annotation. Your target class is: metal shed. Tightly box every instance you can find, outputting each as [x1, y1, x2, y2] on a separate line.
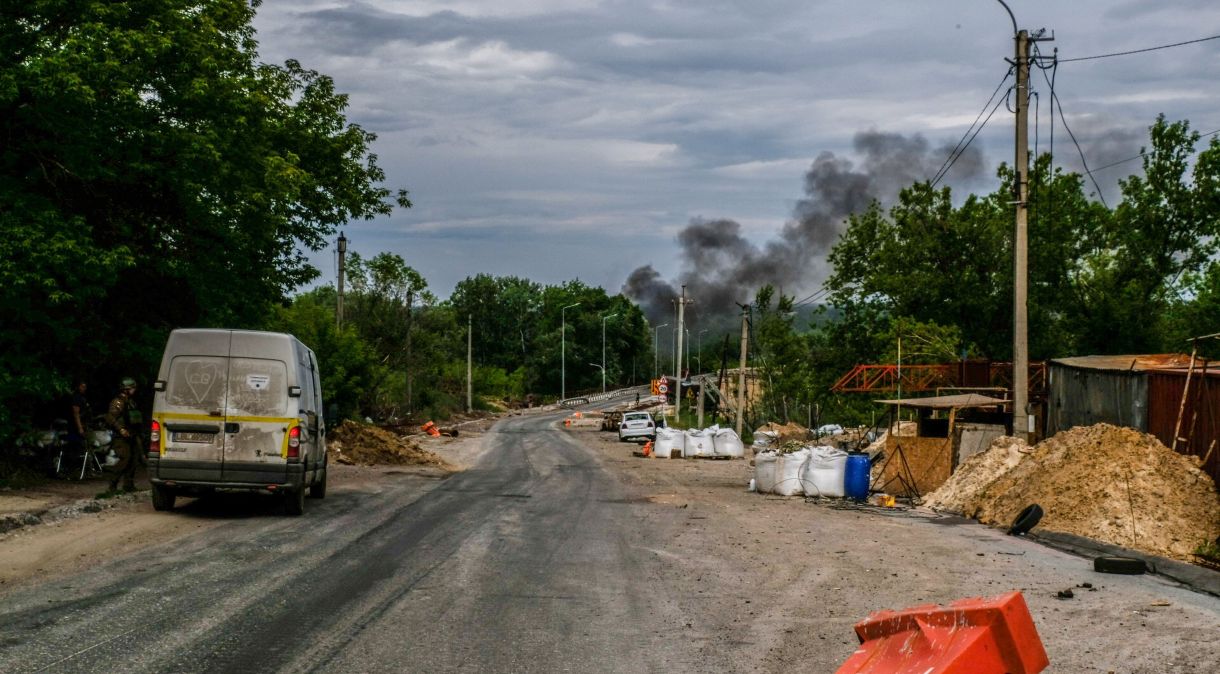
[1147, 367, 1220, 484]
[1045, 354, 1195, 436]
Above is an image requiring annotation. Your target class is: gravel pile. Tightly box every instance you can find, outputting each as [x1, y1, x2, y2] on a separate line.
[327, 421, 453, 470]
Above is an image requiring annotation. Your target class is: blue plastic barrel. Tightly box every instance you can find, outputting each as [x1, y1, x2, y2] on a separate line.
[844, 452, 871, 501]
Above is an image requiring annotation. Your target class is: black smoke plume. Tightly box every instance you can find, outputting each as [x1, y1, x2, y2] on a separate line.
[623, 130, 987, 323]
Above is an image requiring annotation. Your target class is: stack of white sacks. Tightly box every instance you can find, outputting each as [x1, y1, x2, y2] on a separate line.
[753, 445, 849, 497]
[653, 424, 745, 459]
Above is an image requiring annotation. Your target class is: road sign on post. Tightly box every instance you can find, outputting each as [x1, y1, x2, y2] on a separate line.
[657, 383, 668, 394]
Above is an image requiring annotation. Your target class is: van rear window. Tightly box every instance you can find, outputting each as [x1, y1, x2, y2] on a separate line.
[227, 358, 287, 416]
[166, 356, 228, 410]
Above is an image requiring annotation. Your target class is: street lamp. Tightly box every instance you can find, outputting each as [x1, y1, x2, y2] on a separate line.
[697, 329, 708, 374]
[653, 323, 668, 380]
[561, 302, 580, 401]
[588, 362, 605, 392]
[601, 313, 619, 394]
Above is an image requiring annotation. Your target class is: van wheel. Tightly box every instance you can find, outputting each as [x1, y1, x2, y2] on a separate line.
[308, 469, 327, 499]
[151, 484, 176, 512]
[284, 487, 305, 516]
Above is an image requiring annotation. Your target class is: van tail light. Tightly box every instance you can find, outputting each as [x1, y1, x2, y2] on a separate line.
[287, 426, 301, 459]
[149, 420, 161, 456]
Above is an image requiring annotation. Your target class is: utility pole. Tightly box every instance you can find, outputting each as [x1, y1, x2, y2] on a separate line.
[1008, 18, 1050, 442]
[674, 286, 692, 423]
[466, 313, 473, 413]
[336, 231, 347, 329]
[1013, 27, 1031, 442]
[735, 303, 749, 436]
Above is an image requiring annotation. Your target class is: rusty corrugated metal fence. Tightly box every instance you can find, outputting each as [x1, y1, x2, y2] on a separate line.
[1147, 369, 1220, 484]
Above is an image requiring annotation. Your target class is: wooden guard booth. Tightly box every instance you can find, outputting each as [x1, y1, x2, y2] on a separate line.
[874, 394, 1010, 498]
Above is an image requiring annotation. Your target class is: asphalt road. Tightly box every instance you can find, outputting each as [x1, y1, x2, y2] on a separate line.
[0, 410, 702, 673]
[3, 407, 1220, 673]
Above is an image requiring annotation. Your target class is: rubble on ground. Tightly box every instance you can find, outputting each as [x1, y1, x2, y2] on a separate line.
[327, 420, 453, 470]
[753, 422, 810, 444]
[924, 423, 1220, 561]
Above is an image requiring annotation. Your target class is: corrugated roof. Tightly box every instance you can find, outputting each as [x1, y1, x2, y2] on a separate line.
[1049, 353, 1197, 372]
[875, 393, 1009, 409]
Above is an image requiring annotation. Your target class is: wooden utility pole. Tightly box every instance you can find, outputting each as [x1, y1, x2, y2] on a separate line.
[735, 304, 749, 436]
[1012, 28, 1031, 442]
[466, 313, 473, 413]
[336, 231, 347, 329]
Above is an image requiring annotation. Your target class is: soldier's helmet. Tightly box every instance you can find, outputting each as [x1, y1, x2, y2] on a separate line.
[120, 377, 137, 389]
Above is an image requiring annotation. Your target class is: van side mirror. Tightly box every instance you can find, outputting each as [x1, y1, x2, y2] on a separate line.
[154, 380, 166, 392]
[288, 386, 302, 397]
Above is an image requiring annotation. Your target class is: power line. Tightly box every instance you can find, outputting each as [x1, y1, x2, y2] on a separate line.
[929, 68, 1014, 188]
[1087, 128, 1220, 173]
[1049, 89, 1108, 208]
[1059, 33, 1220, 63]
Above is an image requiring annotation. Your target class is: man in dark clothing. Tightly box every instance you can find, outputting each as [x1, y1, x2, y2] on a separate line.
[104, 377, 142, 492]
[67, 380, 92, 454]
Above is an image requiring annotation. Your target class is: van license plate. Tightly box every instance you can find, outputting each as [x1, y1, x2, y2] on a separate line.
[174, 431, 215, 443]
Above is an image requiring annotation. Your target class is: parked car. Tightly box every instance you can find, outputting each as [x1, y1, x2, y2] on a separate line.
[618, 411, 656, 442]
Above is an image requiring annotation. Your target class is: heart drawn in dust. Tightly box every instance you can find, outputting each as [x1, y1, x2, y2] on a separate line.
[184, 360, 221, 403]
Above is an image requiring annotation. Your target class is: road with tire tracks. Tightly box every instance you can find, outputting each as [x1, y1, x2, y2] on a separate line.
[2, 405, 1219, 672]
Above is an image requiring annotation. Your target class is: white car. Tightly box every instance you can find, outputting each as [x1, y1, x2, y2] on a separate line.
[618, 412, 656, 442]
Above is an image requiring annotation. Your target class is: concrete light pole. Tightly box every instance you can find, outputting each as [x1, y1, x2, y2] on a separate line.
[653, 323, 668, 380]
[601, 313, 618, 394]
[336, 231, 347, 329]
[466, 313, 473, 413]
[561, 302, 580, 401]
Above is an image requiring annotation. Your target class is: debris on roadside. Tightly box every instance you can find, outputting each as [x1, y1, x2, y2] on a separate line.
[327, 420, 453, 470]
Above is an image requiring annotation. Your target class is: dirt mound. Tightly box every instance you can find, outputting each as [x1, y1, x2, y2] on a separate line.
[327, 420, 453, 470]
[923, 436, 1031, 512]
[949, 424, 1220, 560]
[754, 422, 809, 444]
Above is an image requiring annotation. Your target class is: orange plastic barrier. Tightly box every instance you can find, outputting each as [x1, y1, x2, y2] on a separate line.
[835, 591, 1048, 674]
[421, 421, 441, 437]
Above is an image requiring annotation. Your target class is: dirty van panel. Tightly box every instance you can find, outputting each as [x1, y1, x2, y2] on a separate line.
[222, 357, 291, 482]
[157, 354, 228, 481]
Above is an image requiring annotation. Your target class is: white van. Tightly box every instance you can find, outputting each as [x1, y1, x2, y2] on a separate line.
[148, 329, 327, 515]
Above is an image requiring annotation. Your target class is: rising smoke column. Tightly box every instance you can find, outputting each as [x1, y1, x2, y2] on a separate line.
[623, 130, 988, 322]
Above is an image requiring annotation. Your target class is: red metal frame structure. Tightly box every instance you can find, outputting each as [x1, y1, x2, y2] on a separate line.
[831, 362, 1046, 395]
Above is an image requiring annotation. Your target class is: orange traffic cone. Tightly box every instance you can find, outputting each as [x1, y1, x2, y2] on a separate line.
[642, 440, 653, 457]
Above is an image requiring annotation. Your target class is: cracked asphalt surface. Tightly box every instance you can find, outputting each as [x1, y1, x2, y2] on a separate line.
[2, 407, 1218, 673]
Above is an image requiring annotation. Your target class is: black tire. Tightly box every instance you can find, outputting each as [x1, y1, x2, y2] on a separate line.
[284, 486, 305, 516]
[308, 468, 327, 499]
[151, 484, 176, 512]
[1008, 504, 1043, 536]
[1094, 556, 1147, 575]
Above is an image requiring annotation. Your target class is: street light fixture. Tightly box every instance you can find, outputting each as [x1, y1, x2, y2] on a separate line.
[653, 323, 669, 380]
[561, 302, 581, 401]
[601, 313, 619, 393]
[697, 329, 708, 374]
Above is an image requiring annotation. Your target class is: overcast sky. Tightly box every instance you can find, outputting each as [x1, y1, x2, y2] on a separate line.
[251, 1, 1220, 301]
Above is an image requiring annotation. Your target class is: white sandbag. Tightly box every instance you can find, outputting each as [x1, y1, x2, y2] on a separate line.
[654, 427, 685, 459]
[799, 446, 848, 497]
[685, 429, 713, 457]
[712, 428, 745, 458]
[774, 448, 811, 496]
[754, 451, 779, 493]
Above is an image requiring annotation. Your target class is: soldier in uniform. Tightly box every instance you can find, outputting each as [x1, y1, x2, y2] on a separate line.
[104, 377, 142, 492]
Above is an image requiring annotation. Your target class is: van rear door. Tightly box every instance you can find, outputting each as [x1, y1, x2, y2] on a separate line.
[158, 346, 231, 482]
[221, 356, 292, 484]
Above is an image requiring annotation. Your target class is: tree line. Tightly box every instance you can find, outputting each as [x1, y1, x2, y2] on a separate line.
[746, 116, 1220, 428]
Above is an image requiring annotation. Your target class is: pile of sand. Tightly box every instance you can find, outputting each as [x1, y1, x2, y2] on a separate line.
[928, 424, 1220, 560]
[923, 436, 1031, 512]
[327, 420, 453, 470]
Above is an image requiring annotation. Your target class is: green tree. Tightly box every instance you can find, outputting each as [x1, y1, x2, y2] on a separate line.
[0, 1, 406, 437]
